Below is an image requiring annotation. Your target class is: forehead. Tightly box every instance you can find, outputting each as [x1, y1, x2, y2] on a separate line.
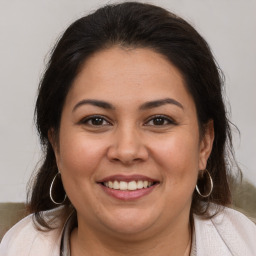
[64, 46, 195, 110]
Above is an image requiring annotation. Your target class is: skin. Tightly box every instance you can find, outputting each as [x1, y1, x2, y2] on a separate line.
[50, 46, 214, 256]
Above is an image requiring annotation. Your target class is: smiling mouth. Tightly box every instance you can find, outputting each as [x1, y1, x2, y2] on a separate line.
[97, 175, 159, 200]
[101, 180, 158, 191]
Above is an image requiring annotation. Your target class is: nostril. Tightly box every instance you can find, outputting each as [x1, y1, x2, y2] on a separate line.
[107, 137, 149, 164]
[112, 157, 143, 165]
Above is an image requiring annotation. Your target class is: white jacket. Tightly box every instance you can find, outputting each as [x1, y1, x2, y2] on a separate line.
[0, 206, 255, 256]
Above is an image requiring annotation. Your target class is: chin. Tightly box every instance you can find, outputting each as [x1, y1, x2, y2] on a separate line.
[101, 208, 158, 236]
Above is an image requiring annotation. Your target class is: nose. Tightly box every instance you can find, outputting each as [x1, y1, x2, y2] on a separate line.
[107, 125, 149, 165]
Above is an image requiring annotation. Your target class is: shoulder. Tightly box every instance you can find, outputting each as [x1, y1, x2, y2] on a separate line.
[194, 204, 256, 256]
[0, 208, 64, 256]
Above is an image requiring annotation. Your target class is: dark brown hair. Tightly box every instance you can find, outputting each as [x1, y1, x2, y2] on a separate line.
[28, 2, 238, 229]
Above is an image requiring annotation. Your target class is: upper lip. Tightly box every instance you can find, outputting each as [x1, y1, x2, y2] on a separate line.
[97, 174, 159, 183]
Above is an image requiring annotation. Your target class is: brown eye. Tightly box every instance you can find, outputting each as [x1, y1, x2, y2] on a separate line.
[145, 115, 175, 126]
[152, 117, 165, 125]
[91, 117, 104, 125]
[80, 115, 111, 126]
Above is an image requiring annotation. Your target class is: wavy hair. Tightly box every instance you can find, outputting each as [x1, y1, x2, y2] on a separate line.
[28, 2, 239, 229]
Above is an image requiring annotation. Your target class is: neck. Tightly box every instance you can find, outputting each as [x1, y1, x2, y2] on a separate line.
[70, 217, 192, 256]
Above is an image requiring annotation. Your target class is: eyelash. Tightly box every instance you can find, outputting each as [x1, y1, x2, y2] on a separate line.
[79, 114, 176, 127]
[79, 115, 111, 126]
[144, 115, 176, 126]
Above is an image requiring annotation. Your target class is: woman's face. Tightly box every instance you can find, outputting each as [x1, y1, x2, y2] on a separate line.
[52, 47, 213, 237]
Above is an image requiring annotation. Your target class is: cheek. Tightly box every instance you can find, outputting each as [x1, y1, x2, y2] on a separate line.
[152, 132, 200, 186]
[57, 133, 108, 207]
[57, 132, 106, 178]
[156, 134, 199, 168]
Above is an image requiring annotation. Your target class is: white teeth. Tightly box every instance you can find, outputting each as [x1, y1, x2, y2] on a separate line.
[143, 181, 148, 188]
[113, 180, 120, 190]
[103, 180, 154, 190]
[128, 181, 137, 190]
[108, 181, 113, 189]
[119, 181, 128, 190]
[137, 180, 144, 189]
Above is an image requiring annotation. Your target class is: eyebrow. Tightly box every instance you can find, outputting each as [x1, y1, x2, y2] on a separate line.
[139, 98, 184, 110]
[72, 97, 183, 112]
[72, 99, 115, 112]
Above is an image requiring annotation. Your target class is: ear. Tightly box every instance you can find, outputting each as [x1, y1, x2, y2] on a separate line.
[48, 128, 60, 166]
[198, 120, 214, 170]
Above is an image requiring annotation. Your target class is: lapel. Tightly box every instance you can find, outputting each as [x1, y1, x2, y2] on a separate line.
[194, 206, 256, 256]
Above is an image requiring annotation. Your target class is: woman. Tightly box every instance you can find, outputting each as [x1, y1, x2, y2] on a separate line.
[0, 2, 255, 255]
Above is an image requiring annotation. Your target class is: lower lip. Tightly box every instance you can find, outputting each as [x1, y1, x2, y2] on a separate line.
[100, 184, 157, 201]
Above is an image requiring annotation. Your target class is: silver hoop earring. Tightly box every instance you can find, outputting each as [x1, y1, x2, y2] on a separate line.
[50, 172, 67, 205]
[196, 169, 213, 198]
